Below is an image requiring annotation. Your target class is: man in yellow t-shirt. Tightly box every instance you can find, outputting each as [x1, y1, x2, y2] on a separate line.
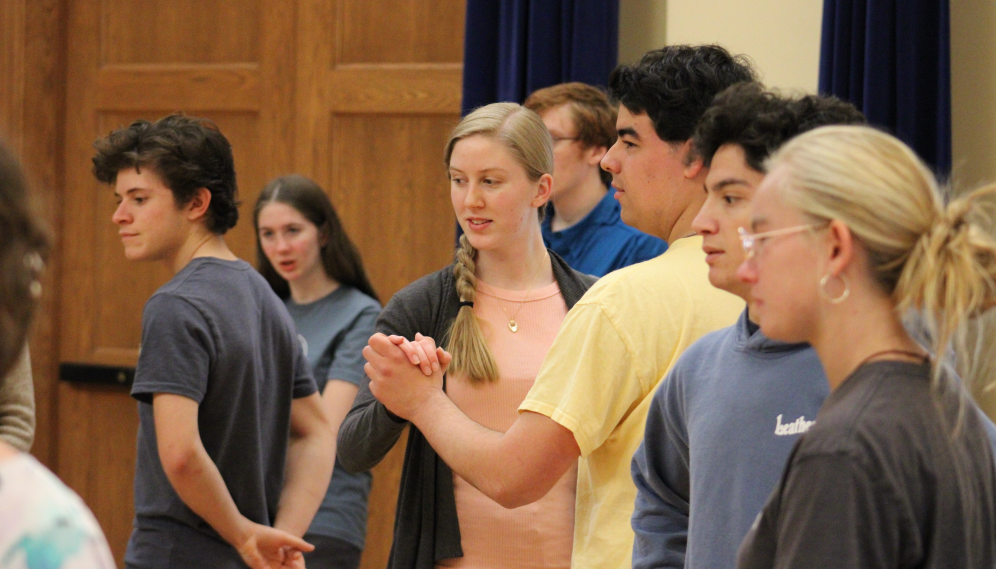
[363, 45, 753, 569]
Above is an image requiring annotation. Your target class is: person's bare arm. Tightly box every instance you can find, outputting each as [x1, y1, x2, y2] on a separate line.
[153, 393, 313, 568]
[273, 392, 335, 537]
[323, 380, 360, 441]
[364, 333, 580, 508]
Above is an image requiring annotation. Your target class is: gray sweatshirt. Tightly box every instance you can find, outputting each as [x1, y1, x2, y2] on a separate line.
[631, 309, 828, 569]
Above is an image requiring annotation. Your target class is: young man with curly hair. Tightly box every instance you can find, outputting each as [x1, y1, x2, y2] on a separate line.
[630, 83, 868, 569]
[92, 115, 333, 569]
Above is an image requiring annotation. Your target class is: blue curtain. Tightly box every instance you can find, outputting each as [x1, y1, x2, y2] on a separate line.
[818, 0, 951, 175]
[461, 0, 620, 115]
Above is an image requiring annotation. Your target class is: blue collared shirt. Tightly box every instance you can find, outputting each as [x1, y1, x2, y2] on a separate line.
[542, 188, 667, 277]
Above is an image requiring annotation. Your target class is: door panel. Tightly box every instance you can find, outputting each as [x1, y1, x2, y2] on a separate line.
[57, 0, 463, 566]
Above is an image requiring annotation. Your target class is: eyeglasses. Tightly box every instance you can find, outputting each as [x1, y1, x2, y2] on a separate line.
[738, 224, 826, 259]
[550, 135, 579, 145]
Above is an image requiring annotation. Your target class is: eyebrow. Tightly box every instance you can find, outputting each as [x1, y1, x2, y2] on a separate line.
[708, 178, 752, 192]
[113, 187, 145, 199]
[617, 127, 639, 140]
[750, 216, 769, 232]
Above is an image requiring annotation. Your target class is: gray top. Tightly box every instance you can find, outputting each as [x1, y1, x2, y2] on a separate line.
[127, 258, 316, 567]
[284, 286, 380, 549]
[738, 360, 996, 569]
[337, 250, 597, 569]
[632, 309, 829, 569]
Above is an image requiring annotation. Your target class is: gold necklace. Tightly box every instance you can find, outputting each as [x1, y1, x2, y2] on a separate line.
[497, 253, 548, 333]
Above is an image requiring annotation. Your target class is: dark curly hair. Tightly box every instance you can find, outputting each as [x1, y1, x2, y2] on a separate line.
[0, 141, 50, 378]
[254, 175, 379, 303]
[91, 114, 240, 234]
[607, 45, 757, 144]
[693, 82, 867, 171]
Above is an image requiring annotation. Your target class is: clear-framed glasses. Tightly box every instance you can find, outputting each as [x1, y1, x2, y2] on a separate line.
[738, 224, 826, 259]
[550, 135, 579, 145]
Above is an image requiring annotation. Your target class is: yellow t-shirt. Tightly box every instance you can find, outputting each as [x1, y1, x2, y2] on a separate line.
[519, 236, 744, 569]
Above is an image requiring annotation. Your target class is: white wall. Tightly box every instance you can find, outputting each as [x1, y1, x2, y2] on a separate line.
[617, 0, 996, 420]
[951, 0, 996, 190]
[619, 0, 824, 93]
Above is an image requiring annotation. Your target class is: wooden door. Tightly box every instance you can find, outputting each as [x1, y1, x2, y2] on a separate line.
[59, 1, 297, 564]
[55, 0, 464, 567]
[293, 3, 465, 566]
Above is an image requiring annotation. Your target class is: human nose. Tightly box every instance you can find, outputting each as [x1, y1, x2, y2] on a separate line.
[736, 256, 758, 284]
[274, 234, 292, 252]
[600, 142, 621, 174]
[463, 182, 485, 208]
[112, 201, 130, 225]
[691, 200, 716, 236]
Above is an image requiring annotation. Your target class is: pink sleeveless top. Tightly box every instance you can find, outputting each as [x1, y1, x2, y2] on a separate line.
[437, 278, 576, 569]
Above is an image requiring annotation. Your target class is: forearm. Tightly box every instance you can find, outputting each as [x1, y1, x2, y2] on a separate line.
[409, 390, 570, 508]
[163, 442, 251, 547]
[337, 384, 407, 473]
[274, 428, 334, 536]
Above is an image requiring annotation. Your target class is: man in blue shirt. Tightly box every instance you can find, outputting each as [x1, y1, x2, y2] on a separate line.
[524, 83, 666, 276]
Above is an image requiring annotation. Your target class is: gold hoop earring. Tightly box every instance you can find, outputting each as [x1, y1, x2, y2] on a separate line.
[819, 273, 850, 304]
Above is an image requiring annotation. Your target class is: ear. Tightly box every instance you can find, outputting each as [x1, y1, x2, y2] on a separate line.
[531, 173, 554, 208]
[677, 139, 705, 179]
[185, 187, 212, 223]
[825, 219, 855, 277]
[585, 145, 608, 167]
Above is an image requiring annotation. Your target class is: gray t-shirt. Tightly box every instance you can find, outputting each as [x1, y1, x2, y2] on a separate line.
[284, 286, 380, 550]
[125, 258, 316, 568]
[738, 360, 996, 569]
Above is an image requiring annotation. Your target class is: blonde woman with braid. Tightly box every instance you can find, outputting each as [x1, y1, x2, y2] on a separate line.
[734, 125, 996, 569]
[337, 103, 596, 569]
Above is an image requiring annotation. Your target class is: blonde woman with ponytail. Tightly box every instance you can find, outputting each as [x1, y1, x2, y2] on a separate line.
[735, 125, 996, 569]
[337, 103, 596, 569]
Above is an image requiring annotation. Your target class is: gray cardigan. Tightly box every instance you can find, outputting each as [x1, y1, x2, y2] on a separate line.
[337, 251, 596, 569]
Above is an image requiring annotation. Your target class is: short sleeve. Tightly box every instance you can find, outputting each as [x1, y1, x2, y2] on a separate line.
[326, 305, 380, 387]
[519, 301, 643, 457]
[132, 293, 213, 404]
[292, 336, 318, 399]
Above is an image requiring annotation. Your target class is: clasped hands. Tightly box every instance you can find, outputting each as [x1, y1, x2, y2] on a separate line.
[363, 332, 451, 420]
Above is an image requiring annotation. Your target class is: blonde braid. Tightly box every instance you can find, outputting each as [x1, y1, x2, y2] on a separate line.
[445, 234, 500, 384]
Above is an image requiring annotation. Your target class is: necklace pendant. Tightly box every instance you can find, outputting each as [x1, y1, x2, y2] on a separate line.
[508, 319, 518, 333]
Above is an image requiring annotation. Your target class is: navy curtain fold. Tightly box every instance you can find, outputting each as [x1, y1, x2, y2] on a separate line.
[461, 0, 620, 115]
[819, 0, 951, 175]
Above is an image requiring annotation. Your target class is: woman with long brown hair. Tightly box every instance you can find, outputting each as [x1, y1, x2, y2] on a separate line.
[254, 174, 380, 569]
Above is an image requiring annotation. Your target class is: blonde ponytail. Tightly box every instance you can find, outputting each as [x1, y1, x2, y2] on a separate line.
[896, 184, 996, 388]
[445, 234, 500, 384]
[769, 126, 996, 390]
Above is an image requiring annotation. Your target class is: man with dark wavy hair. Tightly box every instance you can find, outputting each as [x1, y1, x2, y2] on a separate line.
[360, 45, 754, 569]
[631, 82, 866, 569]
[92, 114, 333, 569]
